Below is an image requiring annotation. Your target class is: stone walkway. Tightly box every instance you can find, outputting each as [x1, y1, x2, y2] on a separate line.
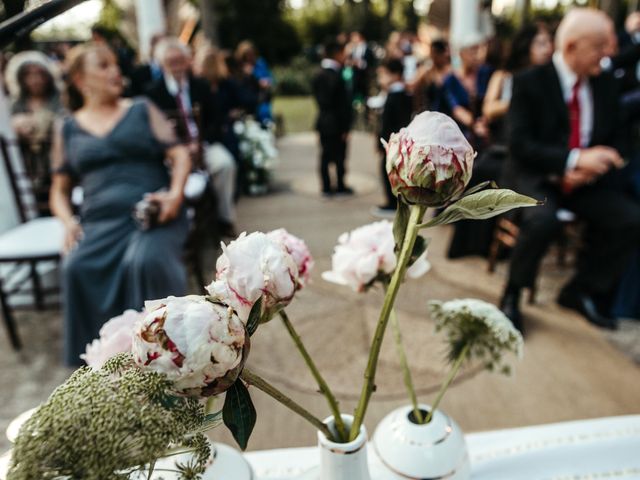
[0, 132, 638, 454]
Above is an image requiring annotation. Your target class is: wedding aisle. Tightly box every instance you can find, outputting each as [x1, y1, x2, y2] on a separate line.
[0, 131, 638, 454]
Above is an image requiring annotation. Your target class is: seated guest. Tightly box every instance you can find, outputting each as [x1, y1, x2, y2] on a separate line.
[500, 9, 640, 332]
[146, 37, 237, 236]
[127, 33, 165, 97]
[373, 58, 412, 217]
[6, 51, 65, 215]
[447, 23, 553, 259]
[410, 39, 451, 114]
[49, 43, 191, 366]
[441, 33, 493, 151]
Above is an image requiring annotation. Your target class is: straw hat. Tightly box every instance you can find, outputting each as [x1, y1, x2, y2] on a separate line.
[4, 50, 63, 99]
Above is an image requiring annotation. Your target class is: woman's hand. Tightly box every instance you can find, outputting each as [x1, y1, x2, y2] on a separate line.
[63, 219, 83, 254]
[145, 190, 183, 224]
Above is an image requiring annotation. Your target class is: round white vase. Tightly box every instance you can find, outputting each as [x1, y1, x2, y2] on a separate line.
[299, 414, 372, 480]
[147, 441, 253, 479]
[372, 404, 470, 480]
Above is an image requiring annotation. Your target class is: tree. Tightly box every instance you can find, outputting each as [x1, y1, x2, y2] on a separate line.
[200, 0, 219, 45]
[0, 0, 26, 21]
[213, 0, 300, 63]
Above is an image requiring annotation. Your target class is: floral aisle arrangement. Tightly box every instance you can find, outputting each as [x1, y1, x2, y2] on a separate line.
[234, 117, 278, 196]
[8, 111, 539, 480]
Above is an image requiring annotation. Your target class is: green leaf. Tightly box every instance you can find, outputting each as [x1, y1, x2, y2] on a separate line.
[461, 180, 498, 198]
[246, 297, 263, 337]
[223, 379, 257, 450]
[420, 189, 541, 228]
[408, 236, 429, 267]
[393, 201, 410, 251]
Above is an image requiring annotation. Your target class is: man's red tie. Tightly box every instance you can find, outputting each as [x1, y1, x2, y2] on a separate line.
[568, 80, 581, 149]
[563, 80, 581, 194]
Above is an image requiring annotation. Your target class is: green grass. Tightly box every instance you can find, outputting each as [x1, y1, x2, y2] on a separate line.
[273, 95, 317, 134]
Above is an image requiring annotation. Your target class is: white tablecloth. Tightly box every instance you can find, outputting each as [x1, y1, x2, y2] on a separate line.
[244, 415, 640, 479]
[2, 415, 639, 479]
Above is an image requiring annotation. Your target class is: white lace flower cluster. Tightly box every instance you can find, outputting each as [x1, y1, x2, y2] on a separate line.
[429, 298, 524, 374]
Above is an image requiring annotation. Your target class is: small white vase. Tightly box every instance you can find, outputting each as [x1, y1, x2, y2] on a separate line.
[372, 404, 470, 480]
[300, 414, 372, 480]
[147, 441, 253, 479]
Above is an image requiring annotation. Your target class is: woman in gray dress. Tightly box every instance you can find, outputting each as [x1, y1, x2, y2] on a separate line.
[49, 44, 191, 366]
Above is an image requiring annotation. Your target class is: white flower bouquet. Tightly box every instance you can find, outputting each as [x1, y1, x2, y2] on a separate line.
[234, 117, 278, 196]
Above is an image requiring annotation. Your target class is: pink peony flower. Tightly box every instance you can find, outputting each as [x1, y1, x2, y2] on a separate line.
[206, 232, 299, 323]
[267, 228, 314, 289]
[81, 309, 142, 369]
[385, 111, 475, 206]
[322, 220, 430, 292]
[132, 295, 248, 397]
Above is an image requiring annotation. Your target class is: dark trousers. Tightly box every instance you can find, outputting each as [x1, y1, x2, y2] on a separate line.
[380, 151, 396, 208]
[508, 185, 640, 296]
[319, 132, 347, 193]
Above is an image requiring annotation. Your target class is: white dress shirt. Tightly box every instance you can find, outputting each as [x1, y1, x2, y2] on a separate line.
[552, 52, 594, 170]
[321, 59, 342, 71]
[163, 73, 199, 140]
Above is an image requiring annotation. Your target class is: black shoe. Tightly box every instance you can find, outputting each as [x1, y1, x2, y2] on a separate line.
[335, 186, 355, 196]
[557, 288, 618, 330]
[370, 205, 396, 219]
[500, 288, 525, 335]
[321, 189, 334, 198]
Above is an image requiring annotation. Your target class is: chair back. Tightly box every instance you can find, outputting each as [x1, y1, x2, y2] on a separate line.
[0, 135, 39, 224]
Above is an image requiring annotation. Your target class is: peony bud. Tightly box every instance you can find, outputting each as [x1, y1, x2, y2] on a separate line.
[267, 228, 314, 289]
[322, 220, 430, 292]
[206, 232, 298, 323]
[385, 111, 475, 206]
[132, 295, 248, 397]
[81, 309, 143, 369]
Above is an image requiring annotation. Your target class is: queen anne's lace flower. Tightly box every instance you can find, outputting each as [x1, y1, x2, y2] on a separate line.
[322, 220, 430, 292]
[81, 309, 142, 369]
[206, 232, 299, 323]
[429, 298, 523, 374]
[267, 228, 314, 289]
[133, 295, 248, 397]
[385, 111, 475, 206]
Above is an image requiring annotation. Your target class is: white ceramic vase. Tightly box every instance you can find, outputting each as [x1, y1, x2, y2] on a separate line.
[300, 414, 372, 480]
[372, 404, 470, 480]
[146, 441, 253, 479]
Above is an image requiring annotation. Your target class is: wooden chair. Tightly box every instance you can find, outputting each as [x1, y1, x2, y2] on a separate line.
[487, 210, 582, 304]
[0, 135, 64, 349]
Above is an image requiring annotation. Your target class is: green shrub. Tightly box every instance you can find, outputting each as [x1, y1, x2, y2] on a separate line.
[274, 56, 316, 96]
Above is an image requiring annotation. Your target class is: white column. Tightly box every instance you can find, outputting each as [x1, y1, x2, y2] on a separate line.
[134, 0, 167, 61]
[0, 78, 21, 233]
[450, 0, 481, 51]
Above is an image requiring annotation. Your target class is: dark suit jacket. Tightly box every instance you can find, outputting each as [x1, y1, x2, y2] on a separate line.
[379, 90, 413, 152]
[312, 67, 352, 135]
[508, 62, 625, 194]
[128, 64, 161, 97]
[145, 75, 221, 144]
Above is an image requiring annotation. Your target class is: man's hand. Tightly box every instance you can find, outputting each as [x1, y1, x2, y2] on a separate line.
[576, 146, 624, 176]
[563, 168, 597, 189]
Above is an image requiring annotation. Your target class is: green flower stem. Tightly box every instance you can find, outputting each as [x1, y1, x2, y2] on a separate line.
[240, 368, 334, 441]
[425, 342, 471, 424]
[349, 204, 426, 441]
[389, 307, 424, 424]
[279, 310, 348, 442]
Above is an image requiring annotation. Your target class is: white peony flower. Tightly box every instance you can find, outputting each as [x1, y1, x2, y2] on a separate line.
[267, 228, 314, 289]
[81, 309, 143, 369]
[206, 232, 299, 323]
[385, 111, 475, 206]
[322, 220, 430, 292]
[429, 298, 523, 374]
[132, 295, 248, 397]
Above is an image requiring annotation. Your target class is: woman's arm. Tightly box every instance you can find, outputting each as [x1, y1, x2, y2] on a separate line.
[482, 70, 509, 122]
[49, 121, 82, 252]
[145, 101, 192, 224]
